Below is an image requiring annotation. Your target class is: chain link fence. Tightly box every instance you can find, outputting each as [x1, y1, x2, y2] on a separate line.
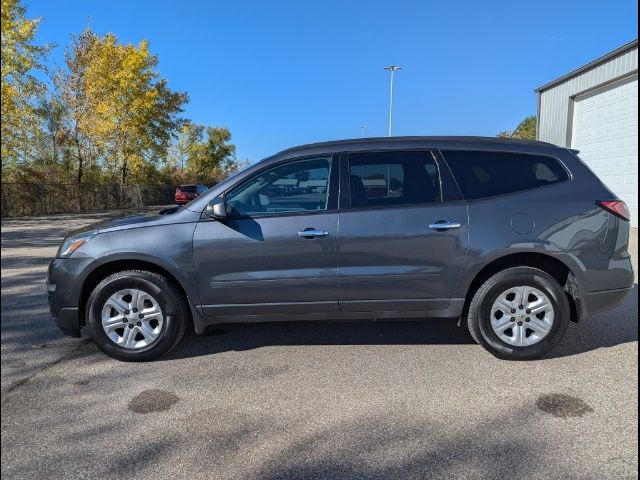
[1, 183, 176, 217]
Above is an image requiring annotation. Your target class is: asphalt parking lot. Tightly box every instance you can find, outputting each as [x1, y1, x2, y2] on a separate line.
[1, 212, 638, 480]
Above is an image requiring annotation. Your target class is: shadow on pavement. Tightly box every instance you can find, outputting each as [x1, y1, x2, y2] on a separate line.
[165, 318, 475, 361]
[549, 284, 638, 359]
[248, 409, 550, 480]
[165, 285, 638, 361]
[2, 377, 563, 480]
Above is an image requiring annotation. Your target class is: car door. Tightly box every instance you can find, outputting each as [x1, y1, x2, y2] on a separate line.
[193, 155, 340, 316]
[337, 150, 469, 312]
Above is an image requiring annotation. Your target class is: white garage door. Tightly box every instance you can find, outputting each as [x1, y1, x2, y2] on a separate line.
[571, 74, 638, 227]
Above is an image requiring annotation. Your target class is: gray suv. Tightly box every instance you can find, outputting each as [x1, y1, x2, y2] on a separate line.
[47, 137, 635, 361]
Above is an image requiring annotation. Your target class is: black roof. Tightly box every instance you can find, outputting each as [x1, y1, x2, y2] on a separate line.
[277, 136, 557, 157]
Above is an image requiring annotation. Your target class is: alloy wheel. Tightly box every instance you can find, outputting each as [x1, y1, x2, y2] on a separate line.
[101, 288, 164, 349]
[490, 285, 555, 347]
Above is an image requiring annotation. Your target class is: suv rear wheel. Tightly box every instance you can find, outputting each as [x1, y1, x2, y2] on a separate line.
[85, 270, 188, 362]
[467, 267, 570, 360]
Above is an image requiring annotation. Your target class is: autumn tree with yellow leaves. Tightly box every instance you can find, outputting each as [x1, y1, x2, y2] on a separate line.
[1, 0, 50, 173]
[1, 0, 242, 190]
[74, 30, 188, 184]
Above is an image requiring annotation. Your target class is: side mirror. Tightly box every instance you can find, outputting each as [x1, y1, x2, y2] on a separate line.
[206, 197, 227, 219]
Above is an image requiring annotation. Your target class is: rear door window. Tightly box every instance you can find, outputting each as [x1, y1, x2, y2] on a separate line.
[347, 151, 441, 208]
[442, 150, 568, 200]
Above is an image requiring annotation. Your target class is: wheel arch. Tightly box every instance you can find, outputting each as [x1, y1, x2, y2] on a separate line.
[79, 258, 197, 327]
[462, 252, 580, 323]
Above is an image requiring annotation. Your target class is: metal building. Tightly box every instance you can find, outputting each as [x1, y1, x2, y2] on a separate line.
[536, 39, 638, 227]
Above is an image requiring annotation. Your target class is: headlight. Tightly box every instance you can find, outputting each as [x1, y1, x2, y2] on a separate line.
[57, 232, 98, 258]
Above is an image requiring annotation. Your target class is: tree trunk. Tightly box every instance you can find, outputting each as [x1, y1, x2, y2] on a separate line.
[119, 135, 128, 185]
[77, 152, 84, 183]
[121, 160, 127, 185]
[75, 126, 83, 184]
[52, 132, 57, 165]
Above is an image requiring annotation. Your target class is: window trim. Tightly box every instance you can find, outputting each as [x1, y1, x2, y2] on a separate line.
[221, 154, 339, 220]
[438, 148, 572, 203]
[340, 149, 446, 212]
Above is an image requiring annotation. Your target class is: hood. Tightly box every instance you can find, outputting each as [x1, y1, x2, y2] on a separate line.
[64, 207, 202, 237]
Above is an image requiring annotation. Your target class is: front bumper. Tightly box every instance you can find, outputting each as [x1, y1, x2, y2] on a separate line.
[47, 257, 93, 338]
[52, 307, 82, 338]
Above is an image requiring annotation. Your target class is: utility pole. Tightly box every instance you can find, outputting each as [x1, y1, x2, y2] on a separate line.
[384, 65, 402, 136]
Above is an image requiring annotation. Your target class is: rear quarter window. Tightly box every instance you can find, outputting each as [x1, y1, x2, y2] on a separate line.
[442, 150, 568, 200]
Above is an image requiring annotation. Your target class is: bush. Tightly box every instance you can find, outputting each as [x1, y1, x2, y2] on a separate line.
[0, 183, 176, 217]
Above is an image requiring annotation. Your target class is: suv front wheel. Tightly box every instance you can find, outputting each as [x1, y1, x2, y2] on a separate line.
[85, 270, 188, 362]
[467, 267, 571, 360]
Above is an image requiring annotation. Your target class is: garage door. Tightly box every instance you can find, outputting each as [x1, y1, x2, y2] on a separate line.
[571, 74, 638, 227]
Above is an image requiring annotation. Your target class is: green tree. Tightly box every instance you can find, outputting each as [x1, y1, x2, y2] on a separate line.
[186, 126, 237, 184]
[169, 122, 204, 170]
[36, 94, 66, 167]
[25, 94, 78, 183]
[163, 123, 246, 186]
[1, 0, 50, 176]
[498, 115, 537, 140]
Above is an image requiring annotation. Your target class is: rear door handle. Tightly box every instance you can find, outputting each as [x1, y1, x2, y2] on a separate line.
[429, 221, 462, 231]
[298, 229, 329, 238]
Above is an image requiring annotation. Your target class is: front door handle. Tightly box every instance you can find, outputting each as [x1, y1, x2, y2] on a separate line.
[298, 229, 329, 239]
[429, 221, 462, 231]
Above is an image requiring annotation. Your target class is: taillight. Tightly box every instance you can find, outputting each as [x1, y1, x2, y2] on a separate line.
[596, 200, 630, 221]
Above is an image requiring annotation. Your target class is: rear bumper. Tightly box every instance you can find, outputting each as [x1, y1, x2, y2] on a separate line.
[580, 286, 634, 319]
[175, 196, 197, 204]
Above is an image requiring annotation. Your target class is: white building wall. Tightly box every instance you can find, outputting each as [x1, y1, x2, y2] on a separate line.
[537, 42, 638, 227]
[538, 46, 637, 147]
[571, 75, 638, 227]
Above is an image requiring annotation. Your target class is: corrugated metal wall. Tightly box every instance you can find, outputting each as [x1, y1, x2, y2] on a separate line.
[538, 47, 638, 146]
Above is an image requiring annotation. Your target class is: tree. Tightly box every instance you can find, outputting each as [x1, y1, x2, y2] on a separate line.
[66, 31, 188, 184]
[498, 115, 537, 140]
[55, 29, 99, 183]
[162, 123, 246, 186]
[186, 126, 237, 184]
[35, 94, 68, 173]
[1, 0, 50, 176]
[2, 8, 244, 197]
[169, 122, 204, 170]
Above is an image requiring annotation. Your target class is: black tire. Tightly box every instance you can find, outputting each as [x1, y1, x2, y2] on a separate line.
[467, 267, 570, 360]
[85, 270, 188, 362]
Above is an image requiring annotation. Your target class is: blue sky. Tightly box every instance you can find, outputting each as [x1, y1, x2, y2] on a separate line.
[30, 0, 638, 162]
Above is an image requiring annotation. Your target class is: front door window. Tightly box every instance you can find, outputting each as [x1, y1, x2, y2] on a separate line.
[225, 157, 332, 217]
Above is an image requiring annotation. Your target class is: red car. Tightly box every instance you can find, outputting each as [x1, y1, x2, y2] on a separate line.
[175, 184, 207, 205]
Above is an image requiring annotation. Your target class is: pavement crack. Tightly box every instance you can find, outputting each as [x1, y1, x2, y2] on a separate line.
[1, 339, 91, 402]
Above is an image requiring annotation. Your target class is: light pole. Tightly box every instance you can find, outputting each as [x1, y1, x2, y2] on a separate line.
[384, 65, 401, 136]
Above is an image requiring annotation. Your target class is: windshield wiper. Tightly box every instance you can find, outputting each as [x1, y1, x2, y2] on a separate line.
[159, 206, 182, 215]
